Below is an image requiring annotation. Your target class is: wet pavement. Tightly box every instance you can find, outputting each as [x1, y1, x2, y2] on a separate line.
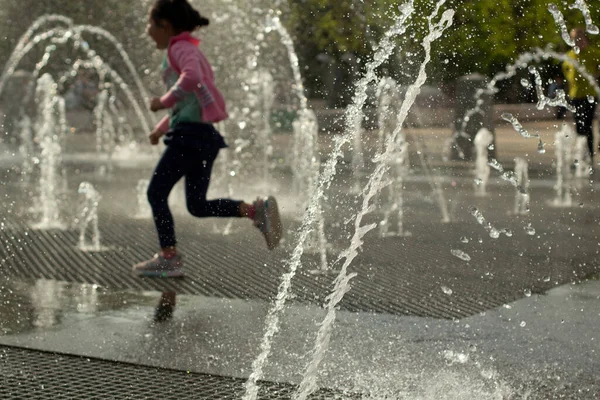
[1, 120, 600, 398]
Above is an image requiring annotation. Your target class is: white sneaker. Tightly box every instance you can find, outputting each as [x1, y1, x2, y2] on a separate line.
[253, 196, 283, 250]
[132, 254, 184, 278]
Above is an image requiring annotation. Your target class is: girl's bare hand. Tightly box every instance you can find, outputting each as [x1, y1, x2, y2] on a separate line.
[149, 130, 162, 145]
[150, 97, 165, 112]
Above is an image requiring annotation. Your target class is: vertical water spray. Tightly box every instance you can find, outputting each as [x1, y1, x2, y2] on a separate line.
[514, 158, 530, 215]
[553, 124, 574, 207]
[242, 4, 416, 399]
[292, 5, 453, 399]
[291, 109, 328, 272]
[574, 136, 591, 178]
[351, 124, 366, 193]
[376, 77, 411, 236]
[18, 116, 33, 181]
[376, 78, 400, 155]
[31, 74, 67, 230]
[135, 179, 152, 219]
[77, 182, 102, 252]
[473, 128, 493, 197]
[379, 133, 410, 237]
[246, 70, 275, 183]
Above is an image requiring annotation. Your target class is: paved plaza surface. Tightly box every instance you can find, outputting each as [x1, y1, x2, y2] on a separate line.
[1, 118, 600, 398]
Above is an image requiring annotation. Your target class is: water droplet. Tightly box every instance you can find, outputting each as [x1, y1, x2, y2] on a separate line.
[537, 140, 546, 154]
[488, 144, 495, 150]
[474, 178, 482, 186]
[524, 223, 536, 236]
[451, 249, 471, 261]
[489, 228, 500, 239]
[460, 236, 469, 243]
[579, 202, 584, 208]
[574, 159, 580, 167]
[588, 95, 595, 104]
[520, 321, 527, 327]
[441, 286, 453, 295]
[520, 78, 530, 87]
[524, 289, 532, 297]
[503, 304, 512, 309]
[543, 276, 551, 282]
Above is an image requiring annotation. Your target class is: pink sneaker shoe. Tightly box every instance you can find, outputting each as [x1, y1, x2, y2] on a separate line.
[253, 196, 283, 250]
[132, 254, 184, 278]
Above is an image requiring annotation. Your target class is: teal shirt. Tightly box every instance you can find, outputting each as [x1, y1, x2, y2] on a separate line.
[162, 57, 203, 129]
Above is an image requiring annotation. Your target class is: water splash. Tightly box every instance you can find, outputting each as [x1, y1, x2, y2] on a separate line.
[292, 5, 453, 399]
[569, 0, 599, 35]
[500, 113, 545, 154]
[0, 15, 71, 96]
[451, 249, 471, 262]
[469, 206, 501, 239]
[528, 65, 575, 112]
[453, 47, 600, 156]
[524, 223, 536, 236]
[242, 4, 416, 399]
[0, 18, 153, 136]
[488, 158, 523, 192]
[548, 4, 579, 53]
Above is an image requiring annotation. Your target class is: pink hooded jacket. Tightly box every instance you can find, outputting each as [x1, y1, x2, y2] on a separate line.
[155, 32, 228, 133]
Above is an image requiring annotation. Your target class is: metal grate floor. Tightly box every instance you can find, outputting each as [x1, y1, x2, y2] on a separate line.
[0, 345, 355, 399]
[2, 170, 600, 320]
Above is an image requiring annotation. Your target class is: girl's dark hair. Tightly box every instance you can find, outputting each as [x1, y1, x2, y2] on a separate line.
[151, 0, 209, 32]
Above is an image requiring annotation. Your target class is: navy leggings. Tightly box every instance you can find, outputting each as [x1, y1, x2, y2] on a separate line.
[572, 97, 598, 158]
[147, 123, 242, 248]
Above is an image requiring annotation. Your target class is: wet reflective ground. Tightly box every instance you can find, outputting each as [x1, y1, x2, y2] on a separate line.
[1, 125, 600, 398]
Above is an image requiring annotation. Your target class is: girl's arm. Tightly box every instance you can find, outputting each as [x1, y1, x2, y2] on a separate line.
[160, 41, 203, 109]
[153, 114, 170, 134]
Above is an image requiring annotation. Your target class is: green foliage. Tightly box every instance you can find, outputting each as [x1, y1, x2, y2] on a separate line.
[284, 0, 600, 87]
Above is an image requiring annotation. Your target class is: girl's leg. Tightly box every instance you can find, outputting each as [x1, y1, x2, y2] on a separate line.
[184, 148, 245, 218]
[133, 145, 186, 277]
[147, 145, 185, 248]
[184, 146, 282, 250]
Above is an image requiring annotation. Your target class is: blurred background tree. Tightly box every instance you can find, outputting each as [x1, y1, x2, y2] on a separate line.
[283, 0, 599, 104]
[0, 0, 597, 105]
